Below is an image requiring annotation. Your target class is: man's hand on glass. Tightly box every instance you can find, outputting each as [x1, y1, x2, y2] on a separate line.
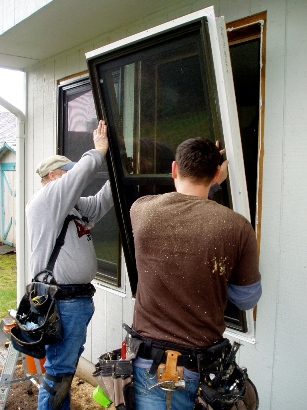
[215, 141, 229, 185]
[93, 120, 109, 155]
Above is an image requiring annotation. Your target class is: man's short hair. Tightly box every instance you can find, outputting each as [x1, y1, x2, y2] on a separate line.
[175, 137, 220, 183]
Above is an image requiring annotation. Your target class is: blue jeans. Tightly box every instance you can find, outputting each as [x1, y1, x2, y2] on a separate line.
[133, 358, 200, 410]
[37, 297, 95, 410]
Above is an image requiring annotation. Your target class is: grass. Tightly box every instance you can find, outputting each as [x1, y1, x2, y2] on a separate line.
[0, 253, 17, 318]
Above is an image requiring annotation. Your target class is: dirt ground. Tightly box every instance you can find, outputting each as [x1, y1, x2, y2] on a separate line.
[1, 362, 113, 410]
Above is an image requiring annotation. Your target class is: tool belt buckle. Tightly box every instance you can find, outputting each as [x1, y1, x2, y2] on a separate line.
[157, 350, 185, 391]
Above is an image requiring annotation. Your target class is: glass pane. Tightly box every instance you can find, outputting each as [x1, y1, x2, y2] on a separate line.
[88, 19, 232, 295]
[61, 82, 120, 282]
[101, 32, 217, 180]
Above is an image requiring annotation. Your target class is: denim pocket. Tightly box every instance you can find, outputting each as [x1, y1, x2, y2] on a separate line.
[133, 365, 200, 410]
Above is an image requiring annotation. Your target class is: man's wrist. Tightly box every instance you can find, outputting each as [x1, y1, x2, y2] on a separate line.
[94, 148, 107, 156]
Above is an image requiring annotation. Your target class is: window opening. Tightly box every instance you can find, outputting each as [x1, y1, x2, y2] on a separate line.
[224, 13, 266, 335]
[227, 11, 266, 239]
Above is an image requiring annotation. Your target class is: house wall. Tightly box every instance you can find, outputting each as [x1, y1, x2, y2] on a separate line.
[0, 0, 52, 35]
[23, 1, 307, 409]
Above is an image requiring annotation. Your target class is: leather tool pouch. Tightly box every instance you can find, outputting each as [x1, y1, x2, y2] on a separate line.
[10, 215, 74, 359]
[194, 340, 259, 410]
[93, 342, 140, 410]
[195, 377, 259, 410]
[10, 281, 63, 359]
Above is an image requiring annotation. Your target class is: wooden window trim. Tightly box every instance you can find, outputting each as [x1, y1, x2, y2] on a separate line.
[56, 70, 88, 86]
[226, 12, 266, 323]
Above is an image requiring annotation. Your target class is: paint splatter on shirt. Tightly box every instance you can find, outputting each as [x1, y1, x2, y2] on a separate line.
[131, 192, 260, 347]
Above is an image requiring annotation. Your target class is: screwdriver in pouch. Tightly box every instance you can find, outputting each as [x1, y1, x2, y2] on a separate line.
[32, 295, 47, 306]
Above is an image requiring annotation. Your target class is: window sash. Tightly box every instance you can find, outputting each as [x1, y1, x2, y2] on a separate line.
[86, 6, 257, 337]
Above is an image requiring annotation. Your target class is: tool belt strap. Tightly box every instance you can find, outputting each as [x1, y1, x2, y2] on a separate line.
[137, 336, 227, 374]
[123, 324, 227, 375]
[138, 343, 198, 372]
[56, 283, 96, 299]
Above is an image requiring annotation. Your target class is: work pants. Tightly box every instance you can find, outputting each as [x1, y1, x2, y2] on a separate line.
[37, 297, 95, 410]
[133, 358, 200, 410]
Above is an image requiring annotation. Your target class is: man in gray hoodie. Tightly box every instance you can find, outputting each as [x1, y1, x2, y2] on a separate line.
[26, 120, 112, 410]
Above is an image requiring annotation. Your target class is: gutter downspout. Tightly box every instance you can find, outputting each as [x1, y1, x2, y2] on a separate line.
[0, 96, 26, 304]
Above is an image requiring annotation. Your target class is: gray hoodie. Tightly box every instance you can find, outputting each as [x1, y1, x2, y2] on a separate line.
[26, 149, 113, 284]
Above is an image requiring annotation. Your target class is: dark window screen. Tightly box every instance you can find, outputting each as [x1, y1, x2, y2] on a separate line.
[58, 78, 121, 286]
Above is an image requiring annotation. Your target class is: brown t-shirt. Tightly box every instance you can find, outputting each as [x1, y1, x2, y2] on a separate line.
[131, 192, 260, 348]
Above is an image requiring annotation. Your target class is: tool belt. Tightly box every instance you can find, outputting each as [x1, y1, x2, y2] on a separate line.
[122, 324, 231, 397]
[137, 335, 228, 373]
[56, 283, 96, 299]
[125, 325, 258, 409]
[93, 325, 258, 410]
[125, 324, 229, 375]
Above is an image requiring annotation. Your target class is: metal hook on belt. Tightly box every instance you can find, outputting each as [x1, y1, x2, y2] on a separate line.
[153, 350, 187, 410]
[149, 379, 186, 391]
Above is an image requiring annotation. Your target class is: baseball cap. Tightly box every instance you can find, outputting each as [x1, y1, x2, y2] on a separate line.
[36, 155, 76, 178]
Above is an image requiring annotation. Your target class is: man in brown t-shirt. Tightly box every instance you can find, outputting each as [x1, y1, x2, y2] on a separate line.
[130, 137, 261, 410]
